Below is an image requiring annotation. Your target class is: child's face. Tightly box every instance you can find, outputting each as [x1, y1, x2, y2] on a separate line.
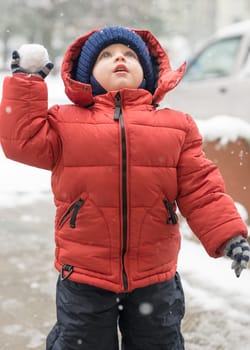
[92, 43, 144, 92]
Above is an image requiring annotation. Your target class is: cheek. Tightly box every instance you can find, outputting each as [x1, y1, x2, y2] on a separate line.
[92, 64, 105, 83]
[134, 64, 144, 84]
[93, 64, 111, 90]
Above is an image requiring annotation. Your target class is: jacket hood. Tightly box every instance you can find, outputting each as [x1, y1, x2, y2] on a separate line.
[61, 27, 186, 107]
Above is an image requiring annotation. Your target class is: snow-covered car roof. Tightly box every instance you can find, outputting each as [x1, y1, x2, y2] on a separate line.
[215, 20, 250, 38]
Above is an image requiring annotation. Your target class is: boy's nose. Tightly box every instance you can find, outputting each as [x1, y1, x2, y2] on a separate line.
[114, 54, 126, 61]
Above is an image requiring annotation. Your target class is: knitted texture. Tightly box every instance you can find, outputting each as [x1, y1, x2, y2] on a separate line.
[76, 26, 155, 93]
[224, 235, 250, 277]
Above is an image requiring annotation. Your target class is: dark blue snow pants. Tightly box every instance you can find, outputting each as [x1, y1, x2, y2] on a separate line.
[46, 272, 185, 350]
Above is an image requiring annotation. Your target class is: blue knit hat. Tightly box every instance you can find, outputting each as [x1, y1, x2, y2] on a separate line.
[75, 26, 155, 93]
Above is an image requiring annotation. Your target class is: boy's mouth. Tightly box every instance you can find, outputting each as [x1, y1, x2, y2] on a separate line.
[114, 64, 128, 73]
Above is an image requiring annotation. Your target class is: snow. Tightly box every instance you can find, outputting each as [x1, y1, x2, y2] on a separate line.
[0, 152, 51, 207]
[196, 115, 250, 145]
[0, 73, 250, 349]
[180, 233, 250, 311]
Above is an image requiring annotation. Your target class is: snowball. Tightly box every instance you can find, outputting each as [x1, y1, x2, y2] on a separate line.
[18, 44, 49, 73]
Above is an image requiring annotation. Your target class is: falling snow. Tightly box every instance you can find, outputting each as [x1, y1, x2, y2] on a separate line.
[0, 73, 249, 349]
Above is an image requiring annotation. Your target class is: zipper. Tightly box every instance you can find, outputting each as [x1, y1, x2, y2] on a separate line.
[59, 198, 84, 228]
[163, 199, 178, 224]
[114, 93, 128, 290]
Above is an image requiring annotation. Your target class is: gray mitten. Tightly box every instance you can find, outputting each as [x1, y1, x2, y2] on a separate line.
[224, 235, 250, 277]
[11, 44, 54, 78]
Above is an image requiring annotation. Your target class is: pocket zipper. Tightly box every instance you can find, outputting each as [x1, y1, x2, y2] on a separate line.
[163, 199, 178, 225]
[59, 198, 84, 228]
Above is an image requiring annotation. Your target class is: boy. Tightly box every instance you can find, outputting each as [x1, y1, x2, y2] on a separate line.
[0, 26, 249, 350]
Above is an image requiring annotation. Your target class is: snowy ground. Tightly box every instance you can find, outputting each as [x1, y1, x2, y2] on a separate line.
[0, 73, 250, 349]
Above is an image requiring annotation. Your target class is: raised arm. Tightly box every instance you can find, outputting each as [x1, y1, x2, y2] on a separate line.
[0, 44, 60, 170]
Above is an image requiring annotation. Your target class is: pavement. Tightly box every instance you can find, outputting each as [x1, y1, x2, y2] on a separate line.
[0, 200, 56, 349]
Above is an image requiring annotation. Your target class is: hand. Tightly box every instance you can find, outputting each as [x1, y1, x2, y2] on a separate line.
[224, 235, 250, 277]
[11, 44, 54, 78]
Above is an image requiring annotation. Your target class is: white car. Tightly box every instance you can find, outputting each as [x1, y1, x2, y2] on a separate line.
[165, 20, 250, 122]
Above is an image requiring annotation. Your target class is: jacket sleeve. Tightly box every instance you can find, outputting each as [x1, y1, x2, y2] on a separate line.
[176, 114, 248, 258]
[0, 74, 61, 170]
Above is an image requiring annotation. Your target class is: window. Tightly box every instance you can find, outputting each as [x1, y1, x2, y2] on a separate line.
[184, 36, 242, 81]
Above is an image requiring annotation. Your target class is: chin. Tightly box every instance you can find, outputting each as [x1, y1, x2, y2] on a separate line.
[109, 79, 138, 91]
[111, 83, 134, 90]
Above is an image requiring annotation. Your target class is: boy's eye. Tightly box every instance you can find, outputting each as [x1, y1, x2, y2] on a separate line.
[99, 51, 111, 59]
[125, 50, 138, 59]
[97, 48, 138, 61]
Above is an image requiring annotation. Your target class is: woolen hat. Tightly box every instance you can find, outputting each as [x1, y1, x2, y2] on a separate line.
[75, 26, 155, 93]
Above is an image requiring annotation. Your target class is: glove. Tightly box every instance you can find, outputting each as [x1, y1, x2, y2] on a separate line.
[224, 235, 250, 277]
[11, 44, 54, 78]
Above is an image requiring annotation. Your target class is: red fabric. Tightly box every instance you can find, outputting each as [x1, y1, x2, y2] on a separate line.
[0, 29, 247, 293]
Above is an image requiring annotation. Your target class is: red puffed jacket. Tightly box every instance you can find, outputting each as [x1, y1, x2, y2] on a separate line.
[0, 28, 247, 293]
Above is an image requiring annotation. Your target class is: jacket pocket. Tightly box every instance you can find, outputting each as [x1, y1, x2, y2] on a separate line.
[56, 193, 112, 276]
[59, 198, 84, 228]
[137, 196, 180, 275]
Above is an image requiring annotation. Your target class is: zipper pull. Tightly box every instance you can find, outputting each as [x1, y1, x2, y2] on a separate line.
[114, 93, 121, 121]
[163, 199, 178, 225]
[70, 198, 84, 228]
